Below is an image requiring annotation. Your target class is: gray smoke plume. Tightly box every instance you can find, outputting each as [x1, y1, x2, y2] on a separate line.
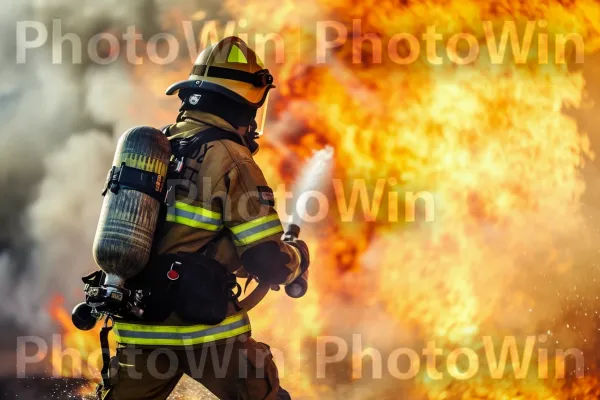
[0, 0, 235, 335]
[0, 0, 179, 331]
[14, 131, 115, 327]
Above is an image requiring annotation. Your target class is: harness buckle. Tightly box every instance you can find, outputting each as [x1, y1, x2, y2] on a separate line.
[169, 156, 185, 174]
[101, 166, 119, 196]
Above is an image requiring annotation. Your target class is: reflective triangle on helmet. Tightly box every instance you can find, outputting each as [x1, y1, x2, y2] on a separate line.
[227, 45, 248, 64]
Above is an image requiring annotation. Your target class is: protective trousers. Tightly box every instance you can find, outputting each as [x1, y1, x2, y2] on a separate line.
[99, 337, 291, 400]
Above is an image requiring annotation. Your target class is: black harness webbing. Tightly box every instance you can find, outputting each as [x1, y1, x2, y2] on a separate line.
[97, 317, 114, 396]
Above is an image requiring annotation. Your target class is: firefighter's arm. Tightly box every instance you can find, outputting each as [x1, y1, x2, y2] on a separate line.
[213, 159, 309, 285]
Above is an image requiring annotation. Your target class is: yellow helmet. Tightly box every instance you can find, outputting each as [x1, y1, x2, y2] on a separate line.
[165, 36, 274, 108]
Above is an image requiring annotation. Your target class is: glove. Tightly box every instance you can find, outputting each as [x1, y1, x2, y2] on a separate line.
[285, 238, 310, 274]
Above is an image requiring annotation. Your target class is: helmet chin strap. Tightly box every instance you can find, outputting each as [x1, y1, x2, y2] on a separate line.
[239, 124, 260, 155]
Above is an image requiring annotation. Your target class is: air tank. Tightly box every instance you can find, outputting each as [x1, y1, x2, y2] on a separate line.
[93, 126, 171, 287]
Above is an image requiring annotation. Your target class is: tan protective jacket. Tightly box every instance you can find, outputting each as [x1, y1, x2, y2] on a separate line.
[113, 111, 303, 347]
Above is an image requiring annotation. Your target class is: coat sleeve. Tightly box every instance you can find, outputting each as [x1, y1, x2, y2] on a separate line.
[211, 156, 304, 285]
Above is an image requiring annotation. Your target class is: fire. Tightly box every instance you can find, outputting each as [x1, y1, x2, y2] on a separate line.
[48, 0, 600, 399]
[222, 0, 600, 397]
[49, 296, 111, 394]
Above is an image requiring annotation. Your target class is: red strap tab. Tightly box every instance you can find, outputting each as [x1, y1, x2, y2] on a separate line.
[167, 269, 179, 281]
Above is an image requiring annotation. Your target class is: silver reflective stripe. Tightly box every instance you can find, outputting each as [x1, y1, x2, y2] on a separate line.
[116, 318, 249, 340]
[233, 219, 281, 241]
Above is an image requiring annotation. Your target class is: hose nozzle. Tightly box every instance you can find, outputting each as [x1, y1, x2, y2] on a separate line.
[283, 223, 308, 298]
[283, 223, 300, 241]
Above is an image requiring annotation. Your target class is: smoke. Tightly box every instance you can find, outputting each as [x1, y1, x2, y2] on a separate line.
[0, 0, 239, 333]
[4, 132, 113, 327]
[0, 0, 174, 331]
[0, 2, 77, 251]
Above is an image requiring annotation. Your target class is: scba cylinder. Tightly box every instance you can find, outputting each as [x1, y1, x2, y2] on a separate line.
[93, 126, 171, 286]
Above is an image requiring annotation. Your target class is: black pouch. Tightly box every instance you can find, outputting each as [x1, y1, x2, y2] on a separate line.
[127, 253, 238, 325]
[172, 253, 238, 325]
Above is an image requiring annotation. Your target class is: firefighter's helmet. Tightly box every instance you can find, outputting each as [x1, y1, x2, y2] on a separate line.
[165, 37, 274, 109]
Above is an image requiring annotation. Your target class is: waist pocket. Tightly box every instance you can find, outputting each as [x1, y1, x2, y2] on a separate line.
[172, 252, 237, 325]
[127, 253, 238, 325]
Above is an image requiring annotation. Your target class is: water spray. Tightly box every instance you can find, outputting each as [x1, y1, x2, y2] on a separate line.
[284, 146, 334, 298]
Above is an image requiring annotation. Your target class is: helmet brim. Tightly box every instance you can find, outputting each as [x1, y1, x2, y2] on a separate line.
[165, 79, 274, 109]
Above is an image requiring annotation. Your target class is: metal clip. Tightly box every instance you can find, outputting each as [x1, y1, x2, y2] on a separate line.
[101, 166, 117, 196]
[174, 157, 185, 173]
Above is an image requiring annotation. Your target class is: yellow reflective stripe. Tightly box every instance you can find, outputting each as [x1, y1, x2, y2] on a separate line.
[173, 202, 221, 220]
[115, 313, 244, 333]
[113, 313, 251, 346]
[166, 214, 222, 231]
[166, 201, 222, 231]
[114, 324, 251, 346]
[234, 225, 283, 246]
[230, 214, 283, 246]
[230, 214, 279, 234]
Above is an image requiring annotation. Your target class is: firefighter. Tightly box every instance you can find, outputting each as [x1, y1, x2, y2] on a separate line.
[99, 37, 309, 400]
